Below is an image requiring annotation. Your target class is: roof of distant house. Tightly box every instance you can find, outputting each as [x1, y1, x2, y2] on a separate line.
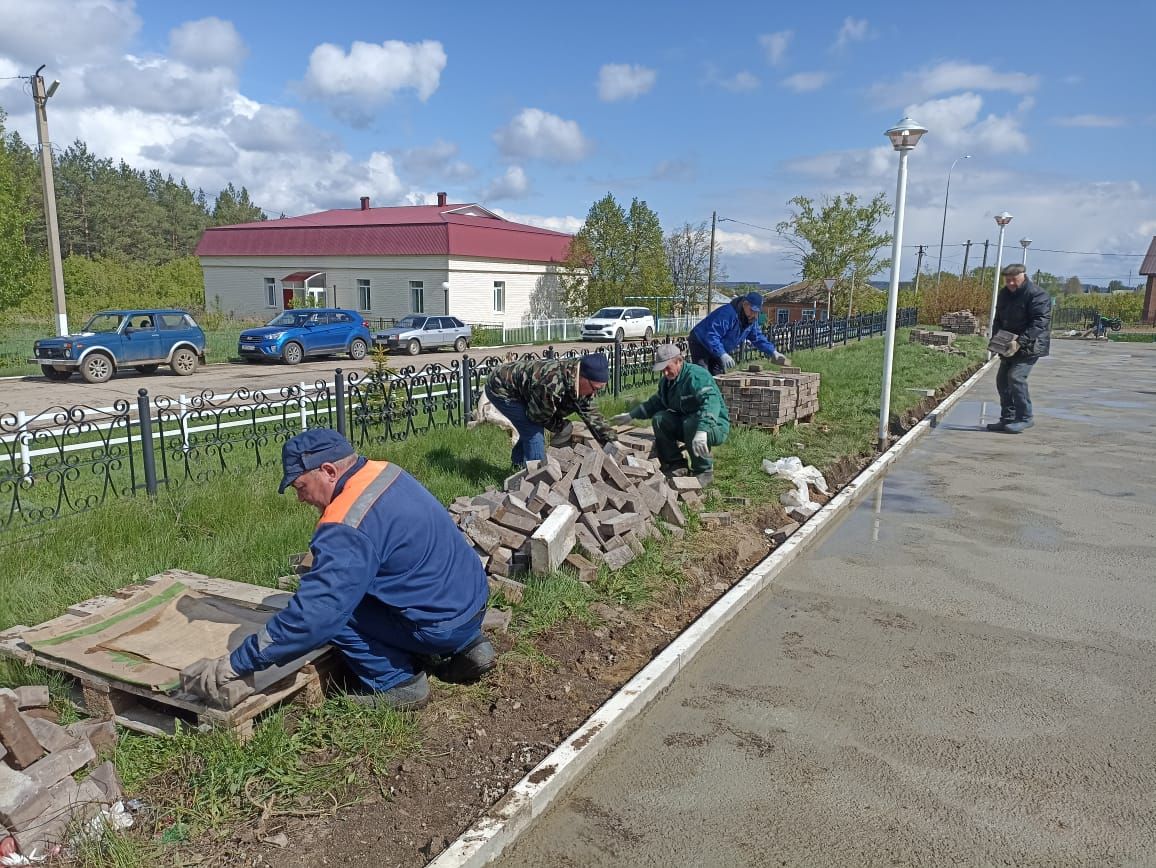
[1140, 236, 1156, 276]
[195, 201, 573, 262]
[763, 280, 834, 304]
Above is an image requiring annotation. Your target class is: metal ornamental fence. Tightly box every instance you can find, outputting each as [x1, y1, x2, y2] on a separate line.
[0, 308, 915, 531]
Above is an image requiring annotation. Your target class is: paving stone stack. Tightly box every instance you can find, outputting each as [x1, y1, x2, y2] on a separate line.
[714, 366, 821, 428]
[448, 423, 707, 596]
[939, 310, 979, 334]
[0, 686, 122, 858]
[909, 328, 957, 347]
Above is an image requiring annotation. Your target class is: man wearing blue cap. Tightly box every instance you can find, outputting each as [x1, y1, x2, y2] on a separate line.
[482, 354, 618, 467]
[688, 292, 790, 375]
[181, 429, 494, 711]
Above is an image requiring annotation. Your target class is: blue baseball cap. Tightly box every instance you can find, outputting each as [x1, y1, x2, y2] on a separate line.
[742, 291, 764, 309]
[278, 429, 355, 493]
[579, 353, 610, 384]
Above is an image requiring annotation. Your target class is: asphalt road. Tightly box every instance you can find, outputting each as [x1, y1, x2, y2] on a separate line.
[497, 340, 1156, 867]
[2, 339, 605, 419]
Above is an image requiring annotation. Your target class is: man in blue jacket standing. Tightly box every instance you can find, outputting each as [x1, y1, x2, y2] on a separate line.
[688, 291, 790, 374]
[181, 429, 494, 711]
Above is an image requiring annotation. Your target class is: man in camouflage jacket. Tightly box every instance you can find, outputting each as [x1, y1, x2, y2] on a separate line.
[484, 353, 617, 467]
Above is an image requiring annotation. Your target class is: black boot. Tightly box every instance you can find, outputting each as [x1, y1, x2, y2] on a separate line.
[429, 636, 497, 684]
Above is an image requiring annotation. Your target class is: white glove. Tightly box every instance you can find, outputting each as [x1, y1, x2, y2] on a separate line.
[181, 655, 252, 707]
[691, 431, 710, 459]
[1000, 338, 1020, 358]
[610, 412, 633, 425]
[720, 353, 736, 371]
[772, 352, 790, 366]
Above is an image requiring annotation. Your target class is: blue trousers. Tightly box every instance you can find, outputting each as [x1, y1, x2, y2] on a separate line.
[485, 386, 546, 467]
[995, 357, 1038, 422]
[330, 608, 485, 692]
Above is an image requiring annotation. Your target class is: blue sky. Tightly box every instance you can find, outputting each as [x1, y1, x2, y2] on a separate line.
[1, 0, 1153, 284]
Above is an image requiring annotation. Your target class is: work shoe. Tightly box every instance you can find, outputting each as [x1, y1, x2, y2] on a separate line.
[429, 636, 497, 684]
[1004, 418, 1034, 434]
[695, 471, 714, 487]
[660, 460, 689, 477]
[346, 672, 430, 711]
[985, 420, 1011, 431]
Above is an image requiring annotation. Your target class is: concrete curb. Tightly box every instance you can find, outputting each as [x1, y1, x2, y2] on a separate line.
[429, 356, 997, 868]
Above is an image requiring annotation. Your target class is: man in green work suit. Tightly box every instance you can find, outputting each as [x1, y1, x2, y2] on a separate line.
[612, 343, 730, 486]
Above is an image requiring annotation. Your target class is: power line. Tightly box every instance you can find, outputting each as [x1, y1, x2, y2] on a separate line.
[717, 217, 777, 233]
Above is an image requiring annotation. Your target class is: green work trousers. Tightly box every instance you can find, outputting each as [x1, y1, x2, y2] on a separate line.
[651, 410, 727, 474]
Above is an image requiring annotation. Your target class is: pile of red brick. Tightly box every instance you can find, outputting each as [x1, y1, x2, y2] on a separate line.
[0, 686, 122, 859]
[910, 328, 968, 355]
[714, 367, 821, 428]
[939, 310, 979, 334]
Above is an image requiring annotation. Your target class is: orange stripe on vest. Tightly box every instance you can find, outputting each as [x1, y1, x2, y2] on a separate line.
[319, 460, 390, 527]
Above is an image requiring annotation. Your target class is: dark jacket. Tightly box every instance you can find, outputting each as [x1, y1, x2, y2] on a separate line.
[993, 279, 1052, 358]
[689, 298, 778, 359]
[485, 357, 617, 443]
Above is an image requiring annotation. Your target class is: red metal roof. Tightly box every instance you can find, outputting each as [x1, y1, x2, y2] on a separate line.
[1140, 236, 1156, 276]
[195, 203, 573, 262]
[281, 271, 325, 282]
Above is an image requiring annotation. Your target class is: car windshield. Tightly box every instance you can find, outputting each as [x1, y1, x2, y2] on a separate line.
[591, 308, 624, 319]
[267, 312, 314, 328]
[397, 316, 427, 328]
[82, 313, 125, 334]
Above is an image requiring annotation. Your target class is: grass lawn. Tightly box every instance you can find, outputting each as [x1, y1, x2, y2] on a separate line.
[0, 332, 985, 865]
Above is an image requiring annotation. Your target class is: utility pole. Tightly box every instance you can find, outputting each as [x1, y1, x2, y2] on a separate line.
[913, 245, 925, 300]
[979, 240, 989, 279]
[32, 66, 69, 336]
[961, 240, 972, 280]
[705, 211, 717, 313]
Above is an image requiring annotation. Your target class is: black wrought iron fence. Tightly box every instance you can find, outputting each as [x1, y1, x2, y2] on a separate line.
[0, 308, 915, 531]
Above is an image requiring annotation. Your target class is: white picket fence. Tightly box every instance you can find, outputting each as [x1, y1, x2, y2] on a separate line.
[478, 315, 701, 345]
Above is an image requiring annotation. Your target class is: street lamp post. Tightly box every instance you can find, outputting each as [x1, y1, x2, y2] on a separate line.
[878, 116, 928, 451]
[989, 212, 1013, 352]
[1019, 237, 1032, 269]
[934, 154, 971, 301]
[823, 277, 836, 348]
[31, 66, 69, 336]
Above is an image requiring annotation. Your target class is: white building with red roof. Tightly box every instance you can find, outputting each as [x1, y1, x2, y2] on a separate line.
[194, 193, 574, 324]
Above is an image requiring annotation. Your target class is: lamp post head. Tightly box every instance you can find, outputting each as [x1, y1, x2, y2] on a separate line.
[994, 211, 1013, 227]
[885, 117, 928, 151]
[1019, 237, 1032, 249]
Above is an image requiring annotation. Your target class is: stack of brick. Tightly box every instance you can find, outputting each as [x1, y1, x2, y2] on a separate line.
[714, 366, 822, 428]
[939, 310, 979, 334]
[909, 328, 957, 346]
[0, 686, 122, 858]
[448, 424, 704, 594]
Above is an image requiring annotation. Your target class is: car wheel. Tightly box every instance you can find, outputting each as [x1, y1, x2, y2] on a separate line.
[41, 365, 72, 381]
[348, 338, 368, 360]
[80, 353, 114, 384]
[643, 326, 654, 341]
[282, 341, 304, 365]
[453, 336, 468, 353]
[406, 338, 421, 356]
[134, 364, 159, 374]
[615, 328, 625, 342]
[171, 348, 198, 376]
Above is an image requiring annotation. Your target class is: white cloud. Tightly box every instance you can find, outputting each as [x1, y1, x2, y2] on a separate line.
[481, 166, 530, 201]
[1053, 114, 1127, 128]
[759, 31, 792, 66]
[872, 61, 1039, 107]
[140, 133, 237, 167]
[904, 92, 1028, 154]
[785, 145, 896, 182]
[597, 63, 657, 102]
[302, 39, 446, 123]
[394, 140, 475, 182]
[168, 17, 246, 70]
[0, 0, 138, 67]
[834, 17, 871, 50]
[714, 70, 760, 92]
[225, 106, 329, 154]
[493, 209, 583, 234]
[716, 228, 777, 256]
[781, 72, 829, 93]
[651, 159, 695, 182]
[494, 108, 591, 163]
[83, 56, 238, 116]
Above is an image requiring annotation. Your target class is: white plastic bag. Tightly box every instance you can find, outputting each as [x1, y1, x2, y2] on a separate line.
[763, 456, 829, 512]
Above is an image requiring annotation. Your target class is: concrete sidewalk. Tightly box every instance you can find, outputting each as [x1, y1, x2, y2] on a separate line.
[497, 341, 1156, 867]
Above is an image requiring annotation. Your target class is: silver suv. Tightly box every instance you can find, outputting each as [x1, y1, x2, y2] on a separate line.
[375, 314, 472, 355]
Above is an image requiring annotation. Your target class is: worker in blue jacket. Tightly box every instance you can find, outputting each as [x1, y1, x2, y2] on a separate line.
[181, 429, 494, 711]
[688, 291, 791, 374]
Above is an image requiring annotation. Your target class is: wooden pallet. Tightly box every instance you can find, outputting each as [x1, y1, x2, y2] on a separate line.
[0, 570, 331, 740]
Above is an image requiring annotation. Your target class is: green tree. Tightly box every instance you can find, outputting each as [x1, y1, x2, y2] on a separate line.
[1064, 276, 1084, 294]
[0, 110, 36, 310]
[560, 193, 671, 314]
[775, 193, 892, 317]
[664, 221, 725, 315]
[212, 182, 266, 226]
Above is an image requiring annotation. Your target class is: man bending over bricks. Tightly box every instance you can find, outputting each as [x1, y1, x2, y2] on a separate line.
[611, 343, 730, 486]
[687, 291, 791, 375]
[482, 353, 618, 468]
[181, 429, 495, 711]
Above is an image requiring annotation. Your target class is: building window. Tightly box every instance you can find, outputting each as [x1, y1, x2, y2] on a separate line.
[410, 281, 424, 313]
[777, 308, 790, 325]
[801, 308, 816, 321]
[265, 278, 277, 307]
[493, 281, 506, 313]
[357, 279, 371, 311]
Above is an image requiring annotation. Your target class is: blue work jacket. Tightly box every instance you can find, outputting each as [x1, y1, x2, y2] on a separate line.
[689, 298, 778, 359]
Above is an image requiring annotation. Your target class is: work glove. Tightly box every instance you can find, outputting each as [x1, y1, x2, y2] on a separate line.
[551, 421, 573, 446]
[691, 431, 710, 459]
[771, 351, 791, 366]
[610, 412, 633, 425]
[180, 655, 253, 708]
[720, 353, 736, 371]
[1000, 338, 1020, 358]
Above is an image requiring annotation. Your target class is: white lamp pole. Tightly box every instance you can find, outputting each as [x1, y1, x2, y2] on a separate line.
[934, 154, 971, 300]
[878, 116, 927, 451]
[1019, 237, 1032, 270]
[988, 212, 1013, 347]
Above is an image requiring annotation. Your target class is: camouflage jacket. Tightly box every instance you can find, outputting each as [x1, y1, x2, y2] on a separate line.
[486, 358, 617, 444]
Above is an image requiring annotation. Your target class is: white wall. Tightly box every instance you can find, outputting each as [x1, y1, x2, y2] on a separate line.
[447, 258, 565, 325]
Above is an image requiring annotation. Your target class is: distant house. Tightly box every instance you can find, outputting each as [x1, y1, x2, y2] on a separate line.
[1141, 237, 1156, 324]
[761, 280, 835, 324]
[194, 194, 574, 324]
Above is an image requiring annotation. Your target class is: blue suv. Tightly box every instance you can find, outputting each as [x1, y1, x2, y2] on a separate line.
[238, 309, 372, 365]
[30, 309, 207, 384]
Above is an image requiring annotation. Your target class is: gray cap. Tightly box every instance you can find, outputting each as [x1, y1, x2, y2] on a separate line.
[652, 343, 683, 372]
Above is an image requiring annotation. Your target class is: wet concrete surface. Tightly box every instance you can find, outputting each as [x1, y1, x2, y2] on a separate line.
[496, 341, 1156, 867]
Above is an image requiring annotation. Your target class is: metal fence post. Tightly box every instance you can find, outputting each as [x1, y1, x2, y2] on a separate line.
[137, 388, 158, 496]
[16, 410, 31, 483]
[335, 369, 346, 436]
[613, 337, 623, 397]
[461, 354, 473, 426]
